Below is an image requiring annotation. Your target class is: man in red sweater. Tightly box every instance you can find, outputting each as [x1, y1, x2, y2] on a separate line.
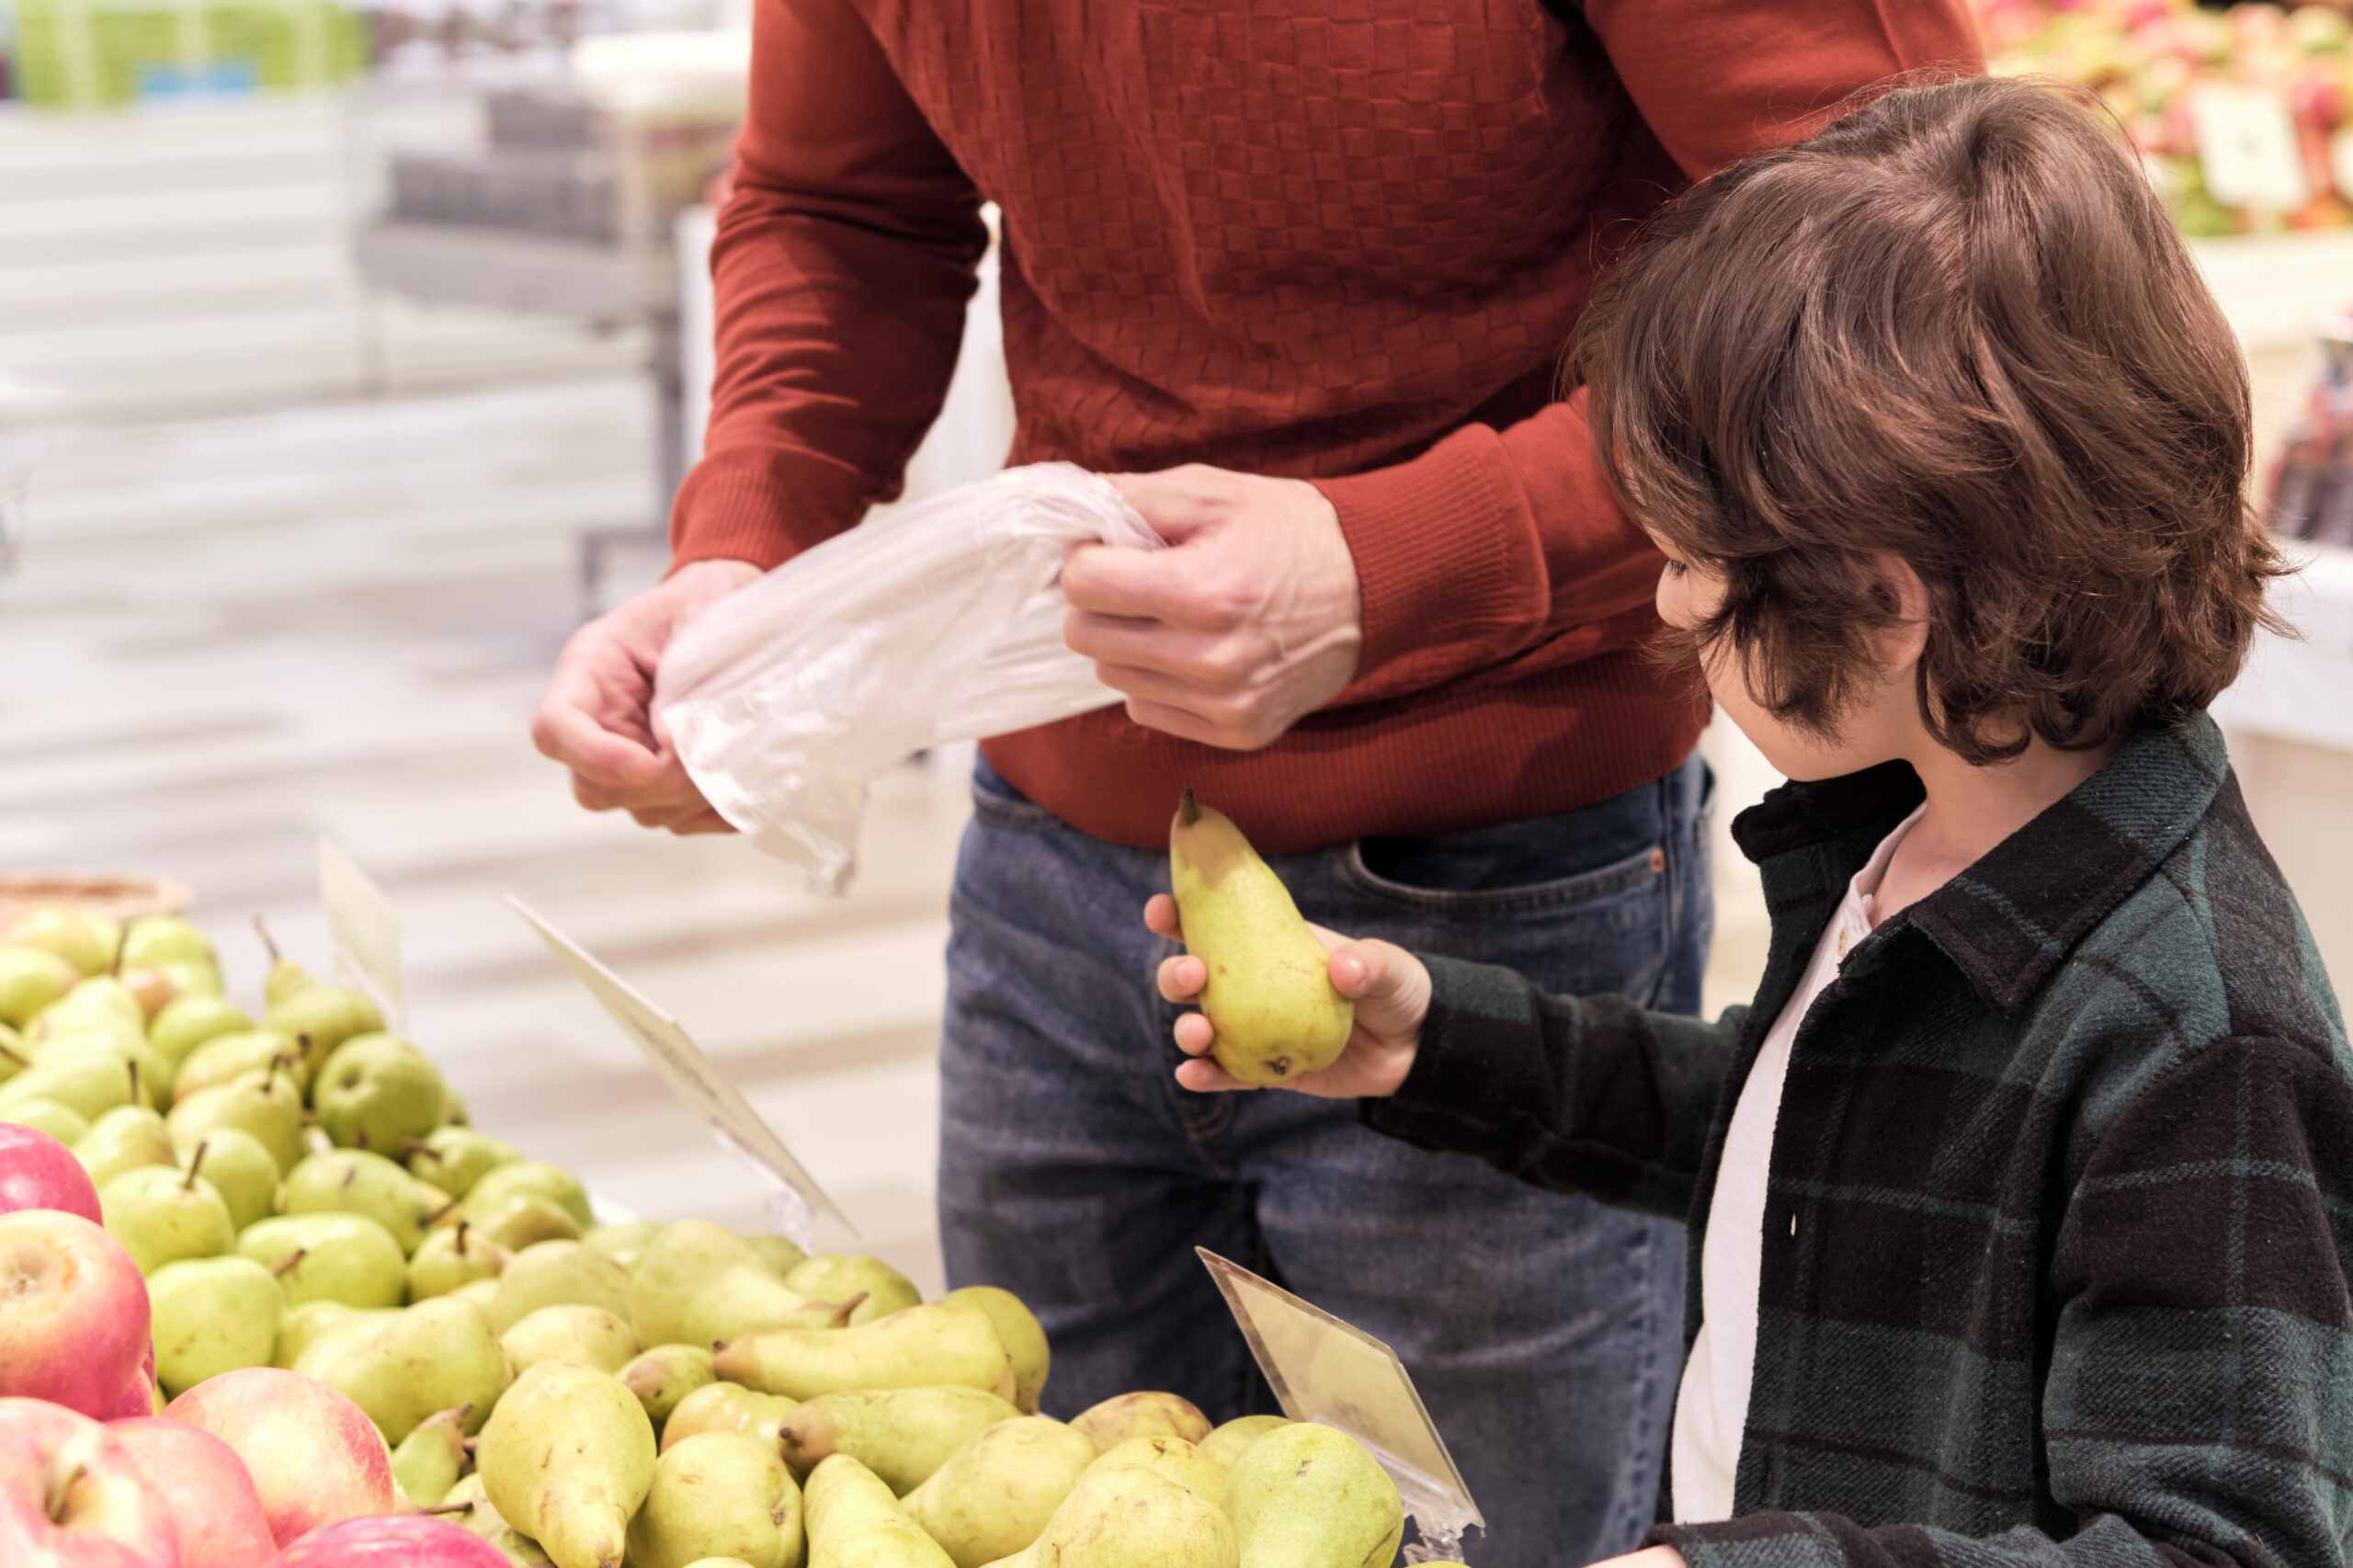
[535, 5, 1981, 1562]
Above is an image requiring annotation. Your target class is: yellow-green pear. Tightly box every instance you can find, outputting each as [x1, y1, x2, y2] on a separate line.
[440, 1473, 557, 1564]
[151, 960, 222, 1004]
[74, 1104, 176, 1189]
[988, 1463, 1234, 1568]
[900, 1417, 1097, 1568]
[4, 908, 117, 977]
[256, 932, 384, 1075]
[583, 1219, 662, 1273]
[301, 1295, 514, 1442]
[478, 1360, 657, 1568]
[940, 1288, 1048, 1415]
[280, 1147, 447, 1254]
[392, 1402, 474, 1509]
[785, 1255, 921, 1325]
[1068, 1391, 1210, 1451]
[504, 1303, 639, 1375]
[406, 1125, 521, 1198]
[0, 944, 80, 1027]
[716, 1300, 1015, 1404]
[631, 1221, 823, 1349]
[179, 1128, 276, 1231]
[146, 995, 251, 1066]
[662, 1382, 800, 1454]
[314, 1033, 446, 1152]
[802, 1454, 952, 1568]
[623, 1343, 717, 1426]
[1199, 1415, 1290, 1471]
[0, 1027, 25, 1084]
[411, 1220, 512, 1300]
[172, 1028, 305, 1103]
[149, 1254, 284, 1394]
[237, 1210, 407, 1307]
[30, 977, 145, 1044]
[683, 1560, 761, 1568]
[1084, 1435, 1224, 1501]
[275, 1300, 372, 1368]
[168, 1067, 303, 1173]
[99, 1159, 235, 1273]
[474, 1193, 584, 1251]
[119, 915, 211, 970]
[1221, 1422, 1403, 1568]
[779, 1386, 1022, 1494]
[461, 1161, 592, 1231]
[452, 1277, 503, 1309]
[628, 1431, 803, 1568]
[489, 1240, 633, 1334]
[746, 1235, 808, 1276]
[3, 1097, 87, 1142]
[1168, 790, 1352, 1085]
[0, 1041, 140, 1123]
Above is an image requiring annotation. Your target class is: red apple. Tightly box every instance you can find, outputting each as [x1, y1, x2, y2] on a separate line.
[163, 1369, 393, 1548]
[0, 1210, 152, 1418]
[110, 1416, 276, 1568]
[99, 1346, 159, 1423]
[0, 1122, 103, 1222]
[271, 1513, 512, 1565]
[0, 1397, 179, 1566]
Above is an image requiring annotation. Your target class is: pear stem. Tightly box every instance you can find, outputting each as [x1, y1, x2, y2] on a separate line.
[0, 1040, 25, 1069]
[127, 1059, 141, 1106]
[272, 1248, 308, 1279]
[418, 1504, 472, 1517]
[425, 1199, 459, 1227]
[184, 1142, 209, 1191]
[1177, 787, 1199, 827]
[454, 1220, 471, 1257]
[252, 915, 280, 965]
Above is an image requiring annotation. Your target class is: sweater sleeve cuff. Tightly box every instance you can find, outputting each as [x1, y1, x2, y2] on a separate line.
[1360, 953, 1544, 1153]
[1644, 1513, 1852, 1568]
[668, 447, 881, 572]
[1312, 426, 1547, 702]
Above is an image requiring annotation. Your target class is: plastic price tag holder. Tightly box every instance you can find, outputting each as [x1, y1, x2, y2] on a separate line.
[1199, 1248, 1483, 1564]
[507, 896, 852, 1252]
[318, 837, 406, 1034]
[2192, 85, 2309, 213]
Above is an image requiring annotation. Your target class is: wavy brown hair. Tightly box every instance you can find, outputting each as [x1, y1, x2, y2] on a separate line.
[1568, 75, 2290, 764]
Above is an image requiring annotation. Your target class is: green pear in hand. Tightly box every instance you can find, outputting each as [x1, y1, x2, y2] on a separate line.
[779, 1386, 1021, 1495]
[802, 1454, 952, 1568]
[149, 1254, 285, 1395]
[1168, 790, 1352, 1085]
[900, 1416, 1097, 1568]
[479, 1360, 657, 1568]
[1221, 1423, 1403, 1568]
[715, 1300, 1014, 1404]
[627, 1432, 803, 1568]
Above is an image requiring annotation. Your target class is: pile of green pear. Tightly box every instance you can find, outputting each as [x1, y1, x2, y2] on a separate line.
[2, 905, 1413, 1568]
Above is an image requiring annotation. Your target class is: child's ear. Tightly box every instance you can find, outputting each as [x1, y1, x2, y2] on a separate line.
[1865, 551, 1931, 672]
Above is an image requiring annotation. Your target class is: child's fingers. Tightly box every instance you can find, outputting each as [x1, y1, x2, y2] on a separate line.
[1175, 1056, 1255, 1093]
[1329, 938, 1394, 999]
[1173, 1011, 1214, 1056]
[1143, 893, 1183, 941]
[1157, 953, 1207, 1003]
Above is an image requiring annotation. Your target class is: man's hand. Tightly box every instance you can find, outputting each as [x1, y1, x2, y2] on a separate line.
[531, 557, 763, 834]
[1063, 465, 1362, 751]
[1146, 893, 1430, 1098]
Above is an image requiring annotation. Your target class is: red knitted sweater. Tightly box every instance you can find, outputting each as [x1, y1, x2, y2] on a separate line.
[674, 0, 1983, 853]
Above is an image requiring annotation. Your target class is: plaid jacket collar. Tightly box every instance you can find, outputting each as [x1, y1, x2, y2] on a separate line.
[1729, 713, 2230, 1016]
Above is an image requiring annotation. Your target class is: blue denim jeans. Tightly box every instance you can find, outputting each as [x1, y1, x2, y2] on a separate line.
[938, 753, 1711, 1568]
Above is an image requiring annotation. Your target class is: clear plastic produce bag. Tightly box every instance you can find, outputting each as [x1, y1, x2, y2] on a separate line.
[654, 462, 1165, 892]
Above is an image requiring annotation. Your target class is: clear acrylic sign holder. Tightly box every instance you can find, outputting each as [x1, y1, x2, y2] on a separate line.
[1199, 1248, 1483, 1563]
[319, 837, 407, 1035]
[507, 896, 850, 1251]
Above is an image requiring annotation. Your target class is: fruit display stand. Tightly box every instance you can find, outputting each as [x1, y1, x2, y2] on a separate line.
[0, 897, 1468, 1566]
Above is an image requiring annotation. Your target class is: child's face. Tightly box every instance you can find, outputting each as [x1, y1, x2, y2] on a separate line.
[1651, 542, 1927, 784]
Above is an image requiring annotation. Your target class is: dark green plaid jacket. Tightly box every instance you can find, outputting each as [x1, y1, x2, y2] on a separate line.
[1366, 714, 2353, 1568]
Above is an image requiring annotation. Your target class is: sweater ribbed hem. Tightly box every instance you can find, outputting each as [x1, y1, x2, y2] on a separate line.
[981, 646, 1709, 853]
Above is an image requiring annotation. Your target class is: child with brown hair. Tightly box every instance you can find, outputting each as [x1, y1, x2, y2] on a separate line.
[1151, 75, 2353, 1568]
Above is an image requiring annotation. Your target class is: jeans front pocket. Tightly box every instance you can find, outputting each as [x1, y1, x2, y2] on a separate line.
[968, 756, 1059, 832]
[1337, 838, 1669, 919]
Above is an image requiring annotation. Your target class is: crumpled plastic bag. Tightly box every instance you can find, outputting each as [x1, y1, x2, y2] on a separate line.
[654, 462, 1165, 892]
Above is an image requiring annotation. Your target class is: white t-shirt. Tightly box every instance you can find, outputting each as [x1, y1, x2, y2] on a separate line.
[1669, 802, 1926, 1523]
